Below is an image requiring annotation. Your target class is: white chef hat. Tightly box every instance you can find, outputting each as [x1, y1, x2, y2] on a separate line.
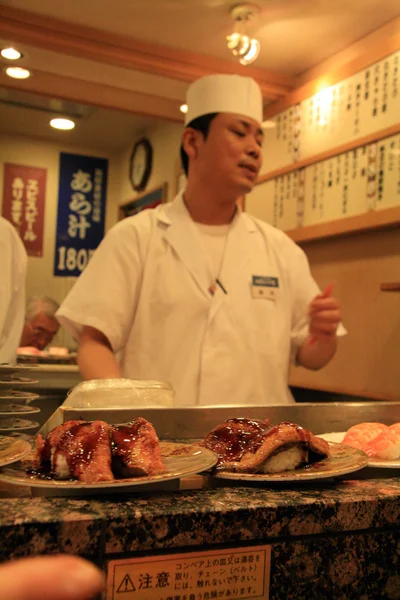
[185, 74, 263, 126]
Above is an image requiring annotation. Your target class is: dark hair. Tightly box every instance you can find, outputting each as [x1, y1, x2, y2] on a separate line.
[180, 113, 219, 177]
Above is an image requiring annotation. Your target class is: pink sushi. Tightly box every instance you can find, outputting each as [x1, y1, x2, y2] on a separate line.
[362, 426, 400, 460]
[342, 422, 389, 450]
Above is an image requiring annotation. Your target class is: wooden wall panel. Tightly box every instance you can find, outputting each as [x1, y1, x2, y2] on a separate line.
[290, 228, 400, 401]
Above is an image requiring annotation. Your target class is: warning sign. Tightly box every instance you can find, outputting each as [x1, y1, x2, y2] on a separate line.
[107, 545, 271, 600]
[117, 574, 136, 593]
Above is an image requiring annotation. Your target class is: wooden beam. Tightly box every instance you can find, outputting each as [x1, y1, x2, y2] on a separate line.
[0, 6, 295, 101]
[0, 70, 183, 122]
[285, 206, 400, 244]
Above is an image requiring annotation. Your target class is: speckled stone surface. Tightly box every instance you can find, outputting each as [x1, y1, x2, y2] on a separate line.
[0, 477, 399, 599]
[270, 529, 400, 600]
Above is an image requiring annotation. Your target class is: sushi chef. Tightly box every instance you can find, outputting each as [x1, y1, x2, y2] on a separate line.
[57, 73, 345, 406]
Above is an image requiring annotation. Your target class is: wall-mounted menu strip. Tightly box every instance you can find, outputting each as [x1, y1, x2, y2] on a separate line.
[258, 122, 400, 185]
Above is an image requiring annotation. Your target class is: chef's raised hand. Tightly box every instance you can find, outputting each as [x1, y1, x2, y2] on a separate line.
[0, 555, 104, 600]
[308, 283, 341, 346]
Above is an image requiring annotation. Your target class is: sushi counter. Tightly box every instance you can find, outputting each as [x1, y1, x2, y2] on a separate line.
[0, 404, 399, 600]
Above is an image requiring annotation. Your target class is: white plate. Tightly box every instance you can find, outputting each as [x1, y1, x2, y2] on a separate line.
[0, 404, 41, 416]
[0, 391, 40, 404]
[318, 432, 400, 469]
[0, 377, 39, 393]
[0, 441, 218, 490]
[0, 418, 40, 431]
[213, 442, 368, 482]
[0, 435, 32, 467]
[4, 432, 34, 442]
[0, 364, 36, 376]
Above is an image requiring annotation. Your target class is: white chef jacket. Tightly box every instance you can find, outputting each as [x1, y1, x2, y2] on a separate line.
[0, 217, 27, 364]
[57, 194, 338, 406]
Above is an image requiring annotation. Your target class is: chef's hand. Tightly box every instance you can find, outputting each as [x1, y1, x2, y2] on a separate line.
[308, 283, 341, 345]
[0, 555, 104, 600]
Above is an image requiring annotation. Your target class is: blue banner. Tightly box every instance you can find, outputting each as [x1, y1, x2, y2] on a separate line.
[54, 152, 108, 277]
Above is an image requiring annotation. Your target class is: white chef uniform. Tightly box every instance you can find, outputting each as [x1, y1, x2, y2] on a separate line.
[0, 217, 27, 364]
[56, 195, 334, 406]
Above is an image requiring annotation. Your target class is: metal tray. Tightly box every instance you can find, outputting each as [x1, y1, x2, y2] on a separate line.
[38, 401, 400, 440]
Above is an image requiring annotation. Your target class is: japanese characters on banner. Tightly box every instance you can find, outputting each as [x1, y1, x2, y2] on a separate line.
[54, 152, 108, 277]
[2, 163, 46, 256]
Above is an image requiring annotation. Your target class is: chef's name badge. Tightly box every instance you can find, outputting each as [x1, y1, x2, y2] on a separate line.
[251, 275, 279, 300]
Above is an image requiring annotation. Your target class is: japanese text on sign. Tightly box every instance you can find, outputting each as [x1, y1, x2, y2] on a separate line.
[2, 163, 46, 256]
[54, 153, 108, 277]
[107, 545, 271, 600]
[11, 177, 40, 241]
[68, 169, 93, 240]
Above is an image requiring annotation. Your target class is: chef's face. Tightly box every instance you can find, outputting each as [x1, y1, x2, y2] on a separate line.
[21, 313, 59, 350]
[194, 113, 263, 194]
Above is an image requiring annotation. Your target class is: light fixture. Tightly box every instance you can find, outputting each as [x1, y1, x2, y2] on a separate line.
[1, 47, 22, 60]
[261, 120, 276, 129]
[226, 3, 261, 66]
[5, 66, 30, 79]
[180, 104, 188, 114]
[315, 86, 333, 126]
[50, 118, 75, 131]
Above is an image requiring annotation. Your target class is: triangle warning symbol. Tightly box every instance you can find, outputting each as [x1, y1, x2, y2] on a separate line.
[117, 574, 136, 593]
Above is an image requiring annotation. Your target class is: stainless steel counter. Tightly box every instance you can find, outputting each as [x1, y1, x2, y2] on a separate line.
[53, 401, 400, 438]
[26, 364, 81, 392]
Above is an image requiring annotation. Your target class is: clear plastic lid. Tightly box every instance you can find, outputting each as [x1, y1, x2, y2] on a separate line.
[63, 378, 174, 408]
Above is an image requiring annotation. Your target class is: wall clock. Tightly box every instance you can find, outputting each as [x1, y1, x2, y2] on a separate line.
[129, 137, 153, 192]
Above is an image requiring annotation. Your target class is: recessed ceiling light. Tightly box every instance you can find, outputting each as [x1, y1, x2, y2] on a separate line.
[180, 104, 188, 114]
[5, 66, 30, 79]
[262, 120, 276, 129]
[1, 47, 22, 60]
[50, 118, 75, 131]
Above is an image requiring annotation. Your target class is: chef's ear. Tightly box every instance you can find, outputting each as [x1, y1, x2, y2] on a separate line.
[182, 128, 203, 159]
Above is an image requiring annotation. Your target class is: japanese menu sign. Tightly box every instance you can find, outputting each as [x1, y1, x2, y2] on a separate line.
[2, 163, 46, 257]
[107, 545, 271, 600]
[54, 152, 108, 277]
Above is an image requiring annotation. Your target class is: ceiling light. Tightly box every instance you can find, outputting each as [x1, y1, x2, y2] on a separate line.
[50, 118, 75, 130]
[262, 120, 276, 129]
[227, 3, 261, 66]
[1, 47, 22, 60]
[5, 66, 30, 79]
[180, 104, 188, 114]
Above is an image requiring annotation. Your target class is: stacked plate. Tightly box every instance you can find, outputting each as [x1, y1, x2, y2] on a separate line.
[0, 434, 32, 469]
[0, 364, 40, 435]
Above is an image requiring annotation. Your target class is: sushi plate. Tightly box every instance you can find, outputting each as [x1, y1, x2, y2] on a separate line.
[213, 442, 368, 482]
[0, 435, 32, 467]
[0, 418, 40, 431]
[319, 432, 400, 469]
[0, 364, 36, 376]
[0, 442, 218, 491]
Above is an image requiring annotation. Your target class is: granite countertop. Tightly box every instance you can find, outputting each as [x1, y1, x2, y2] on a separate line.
[1, 476, 399, 561]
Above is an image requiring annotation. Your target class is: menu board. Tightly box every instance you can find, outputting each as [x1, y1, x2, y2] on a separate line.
[259, 50, 400, 176]
[250, 50, 400, 230]
[247, 133, 400, 229]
